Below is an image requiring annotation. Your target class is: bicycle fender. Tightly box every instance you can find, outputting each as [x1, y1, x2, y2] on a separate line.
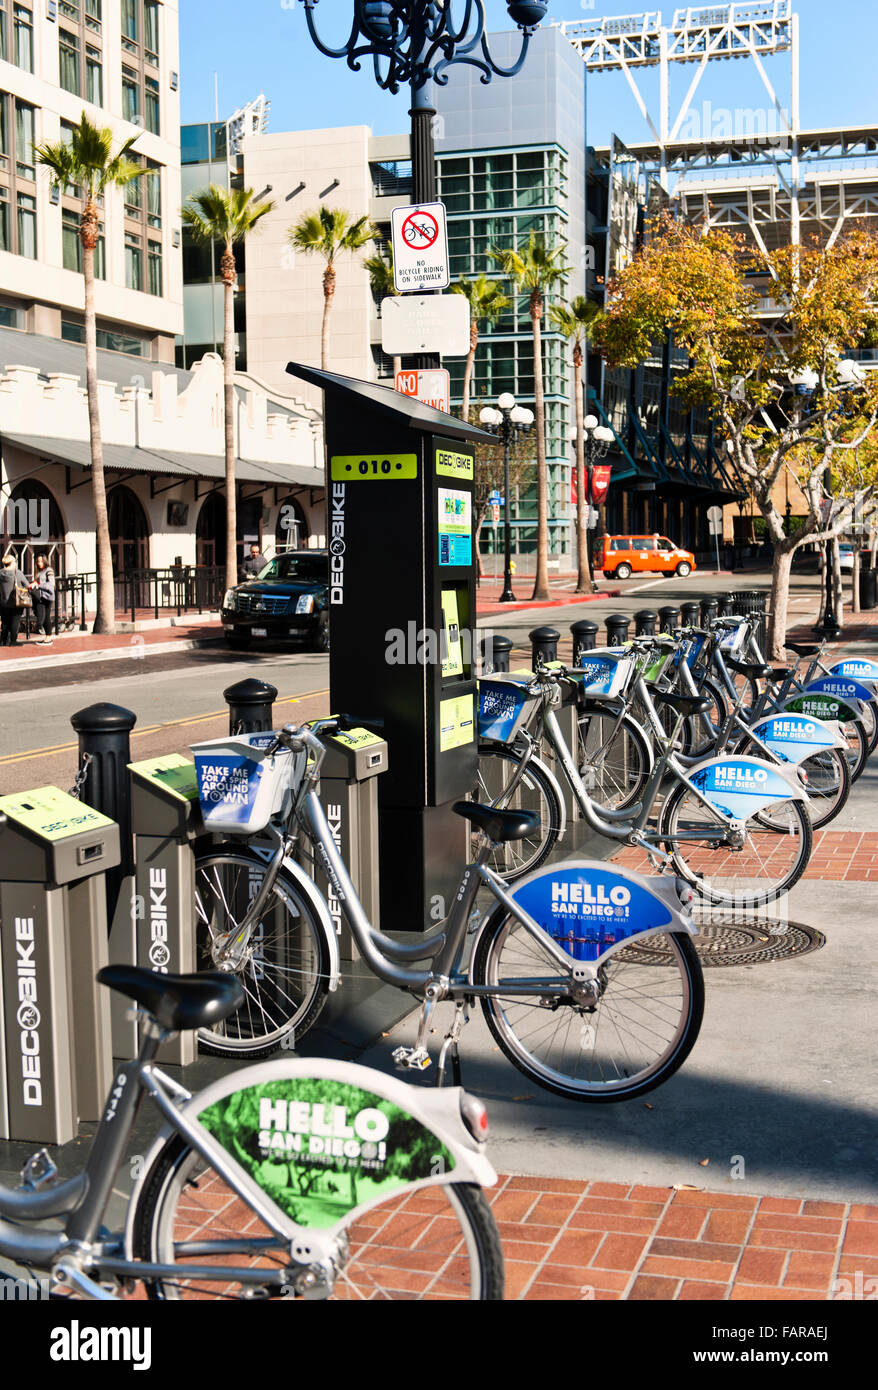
[803, 675, 876, 706]
[124, 1058, 497, 1262]
[281, 852, 342, 994]
[471, 861, 695, 976]
[828, 657, 878, 686]
[747, 712, 849, 764]
[686, 755, 807, 819]
[782, 691, 861, 724]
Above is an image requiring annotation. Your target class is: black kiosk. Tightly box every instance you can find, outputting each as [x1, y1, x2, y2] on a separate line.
[286, 362, 497, 935]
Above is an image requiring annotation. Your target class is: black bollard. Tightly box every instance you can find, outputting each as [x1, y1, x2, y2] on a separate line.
[570, 619, 599, 665]
[224, 678, 278, 734]
[700, 596, 719, 628]
[717, 593, 737, 618]
[530, 626, 560, 667]
[634, 609, 657, 637]
[70, 702, 137, 924]
[480, 632, 513, 674]
[658, 604, 679, 634]
[680, 600, 701, 628]
[605, 614, 630, 647]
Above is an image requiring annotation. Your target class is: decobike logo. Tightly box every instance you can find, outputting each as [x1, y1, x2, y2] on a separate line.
[15, 916, 42, 1107]
[148, 867, 170, 972]
[330, 483, 346, 606]
[326, 803, 343, 936]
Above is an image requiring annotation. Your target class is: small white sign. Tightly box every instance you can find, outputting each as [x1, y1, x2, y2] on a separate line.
[391, 202, 450, 292]
[381, 294, 470, 357]
[709, 519, 723, 536]
[491, 503, 500, 525]
[395, 368, 451, 414]
[707, 505, 723, 524]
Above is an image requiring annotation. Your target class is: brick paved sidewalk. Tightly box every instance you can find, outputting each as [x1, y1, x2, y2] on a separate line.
[486, 1176, 875, 1301]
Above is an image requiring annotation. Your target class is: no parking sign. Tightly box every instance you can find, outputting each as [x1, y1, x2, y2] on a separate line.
[391, 201, 450, 292]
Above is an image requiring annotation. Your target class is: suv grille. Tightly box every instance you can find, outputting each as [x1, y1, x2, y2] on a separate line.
[238, 593, 291, 615]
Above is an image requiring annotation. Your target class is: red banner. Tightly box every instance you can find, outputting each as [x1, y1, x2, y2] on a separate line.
[591, 465, 612, 505]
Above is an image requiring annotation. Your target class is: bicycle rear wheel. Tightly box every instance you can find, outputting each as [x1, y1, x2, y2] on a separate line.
[193, 847, 329, 1058]
[133, 1135, 504, 1300]
[661, 782, 812, 907]
[576, 705, 652, 811]
[472, 911, 704, 1102]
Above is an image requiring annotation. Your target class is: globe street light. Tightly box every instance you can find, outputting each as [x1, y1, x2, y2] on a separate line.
[480, 393, 533, 602]
[569, 414, 614, 589]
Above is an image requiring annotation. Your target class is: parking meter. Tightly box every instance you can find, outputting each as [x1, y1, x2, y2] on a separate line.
[286, 363, 497, 933]
[128, 753, 205, 1066]
[0, 786, 120, 1144]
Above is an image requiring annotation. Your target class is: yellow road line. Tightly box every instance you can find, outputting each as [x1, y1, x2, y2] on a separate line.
[0, 688, 330, 766]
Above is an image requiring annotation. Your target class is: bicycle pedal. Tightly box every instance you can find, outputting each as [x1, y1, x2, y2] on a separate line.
[391, 1045, 432, 1072]
[21, 1148, 58, 1190]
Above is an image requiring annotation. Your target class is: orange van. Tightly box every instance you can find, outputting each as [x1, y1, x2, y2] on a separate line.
[599, 534, 696, 580]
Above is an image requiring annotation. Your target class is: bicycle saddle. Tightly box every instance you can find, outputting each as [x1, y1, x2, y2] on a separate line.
[454, 801, 541, 843]
[769, 667, 793, 683]
[652, 690, 714, 719]
[785, 641, 821, 658]
[725, 657, 772, 680]
[97, 966, 245, 1032]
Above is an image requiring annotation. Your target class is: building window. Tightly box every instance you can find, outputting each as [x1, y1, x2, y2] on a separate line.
[122, 66, 139, 124]
[62, 319, 146, 355]
[15, 100, 34, 180]
[0, 11, 6, 64]
[125, 161, 142, 213]
[13, 5, 33, 73]
[0, 93, 7, 169]
[62, 208, 81, 270]
[147, 239, 161, 295]
[125, 232, 142, 290]
[121, 0, 137, 41]
[86, 45, 103, 105]
[85, 0, 101, 32]
[146, 162, 160, 225]
[144, 75, 159, 135]
[0, 301, 25, 328]
[144, 0, 158, 59]
[59, 29, 80, 95]
[0, 191, 9, 252]
[17, 191, 35, 258]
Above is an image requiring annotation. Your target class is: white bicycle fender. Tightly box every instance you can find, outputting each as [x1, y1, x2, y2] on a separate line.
[686, 755, 807, 819]
[747, 712, 849, 763]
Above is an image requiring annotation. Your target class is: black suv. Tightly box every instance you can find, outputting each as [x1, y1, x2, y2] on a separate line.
[221, 550, 330, 651]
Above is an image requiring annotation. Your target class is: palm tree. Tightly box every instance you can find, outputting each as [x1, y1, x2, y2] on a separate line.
[451, 275, 510, 421]
[289, 207, 375, 370]
[36, 115, 146, 634]
[363, 248, 400, 378]
[492, 232, 570, 600]
[182, 185, 274, 592]
[550, 296, 600, 593]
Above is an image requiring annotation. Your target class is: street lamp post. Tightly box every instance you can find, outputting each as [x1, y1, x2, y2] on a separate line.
[480, 393, 533, 602]
[570, 414, 614, 590]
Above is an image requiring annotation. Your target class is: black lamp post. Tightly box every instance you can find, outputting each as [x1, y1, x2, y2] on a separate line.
[480, 394, 533, 602]
[570, 414, 614, 588]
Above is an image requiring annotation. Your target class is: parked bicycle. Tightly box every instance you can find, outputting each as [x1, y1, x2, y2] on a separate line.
[0, 964, 503, 1300]
[190, 720, 704, 1103]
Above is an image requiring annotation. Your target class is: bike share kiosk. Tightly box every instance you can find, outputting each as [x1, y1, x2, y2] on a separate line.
[127, 753, 205, 1066]
[286, 363, 497, 933]
[0, 786, 120, 1144]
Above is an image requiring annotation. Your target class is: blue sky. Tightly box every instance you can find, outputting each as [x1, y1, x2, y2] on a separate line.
[179, 1, 878, 148]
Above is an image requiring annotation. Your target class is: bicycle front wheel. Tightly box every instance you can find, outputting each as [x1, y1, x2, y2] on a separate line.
[474, 745, 562, 882]
[193, 847, 330, 1058]
[133, 1136, 504, 1300]
[576, 705, 652, 811]
[661, 783, 812, 907]
[472, 911, 704, 1102]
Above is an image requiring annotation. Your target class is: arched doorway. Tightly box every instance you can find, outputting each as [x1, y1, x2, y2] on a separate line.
[275, 496, 309, 551]
[196, 492, 226, 569]
[108, 485, 150, 610]
[3, 479, 67, 573]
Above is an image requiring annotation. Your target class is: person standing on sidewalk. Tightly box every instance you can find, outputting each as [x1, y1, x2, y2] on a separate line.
[0, 553, 29, 646]
[29, 554, 55, 645]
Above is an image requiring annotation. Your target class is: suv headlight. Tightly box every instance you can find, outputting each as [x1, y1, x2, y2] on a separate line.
[223, 589, 237, 611]
[296, 594, 315, 615]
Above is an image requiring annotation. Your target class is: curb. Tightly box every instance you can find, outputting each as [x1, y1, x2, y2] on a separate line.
[0, 633, 225, 674]
[477, 588, 621, 617]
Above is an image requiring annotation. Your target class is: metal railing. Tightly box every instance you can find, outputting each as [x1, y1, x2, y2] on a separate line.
[116, 566, 225, 622]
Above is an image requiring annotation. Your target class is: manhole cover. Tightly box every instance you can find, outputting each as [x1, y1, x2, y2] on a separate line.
[618, 919, 826, 967]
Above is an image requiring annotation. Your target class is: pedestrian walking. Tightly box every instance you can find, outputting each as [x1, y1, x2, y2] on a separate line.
[29, 553, 55, 644]
[0, 553, 30, 647]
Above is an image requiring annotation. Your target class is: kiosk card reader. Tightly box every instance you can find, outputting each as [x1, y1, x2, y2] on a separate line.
[286, 363, 497, 933]
[0, 786, 120, 1144]
[128, 753, 205, 1066]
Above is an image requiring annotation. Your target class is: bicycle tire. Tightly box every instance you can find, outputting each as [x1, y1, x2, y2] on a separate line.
[133, 1137, 504, 1300]
[472, 911, 704, 1103]
[576, 705, 652, 811]
[474, 744, 562, 882]
[193, 846, 330, 1058]
[660, 780, 812, 907]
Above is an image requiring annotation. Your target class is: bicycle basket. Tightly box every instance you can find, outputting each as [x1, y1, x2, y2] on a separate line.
[718, 620, 748, 656]
[191, 732, 307, 832]
[478, 677, 537, 743]
[577, 649, 635, 699]
[642, 640, 676, 685]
